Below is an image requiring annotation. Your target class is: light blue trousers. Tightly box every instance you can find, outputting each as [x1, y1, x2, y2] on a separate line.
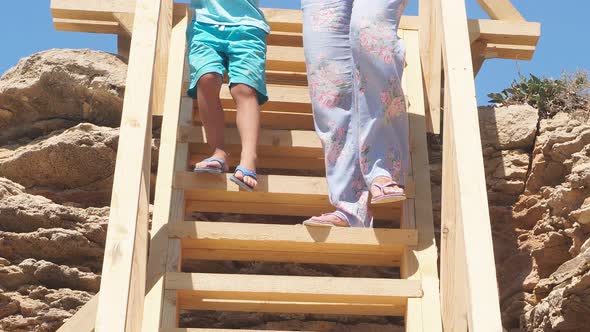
[302, 0, 410, 227]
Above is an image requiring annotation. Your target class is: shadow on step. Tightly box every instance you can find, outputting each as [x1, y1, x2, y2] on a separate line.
[179, 310, 405, 331]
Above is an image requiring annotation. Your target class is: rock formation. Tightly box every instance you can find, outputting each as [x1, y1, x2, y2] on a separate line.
[0, 49, 126, 144]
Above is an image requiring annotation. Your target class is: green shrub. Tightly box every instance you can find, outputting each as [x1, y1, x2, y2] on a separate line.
[488, 70, 589, 118]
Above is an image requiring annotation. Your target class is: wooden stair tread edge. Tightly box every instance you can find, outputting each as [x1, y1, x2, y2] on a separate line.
[165, 272, 423, 299]
[184, 200, 402, 221]
[180, 248, 403, 267]
[179, 125, 322, 149]
[160, 329, 302, 332]
[175, 172, 415, 199]
[168, 221, 418, 247]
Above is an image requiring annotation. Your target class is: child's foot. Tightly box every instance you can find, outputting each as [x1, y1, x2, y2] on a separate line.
[194, 151, 228, 173]
[233, 159, 257, 189]
[370, 176, 406, 204]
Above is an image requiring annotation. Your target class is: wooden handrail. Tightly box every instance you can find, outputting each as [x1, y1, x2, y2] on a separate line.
[94, 0, 173, 331]
[426, 0, 503, 330]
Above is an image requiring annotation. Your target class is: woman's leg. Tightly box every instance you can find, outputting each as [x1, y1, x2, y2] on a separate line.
[351, 0, 411, 197]
[302, 0, 372, 227]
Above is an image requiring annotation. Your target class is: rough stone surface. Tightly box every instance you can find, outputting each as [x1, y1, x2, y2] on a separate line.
[0, 49, 126, 144]
[479, 104, 539, 151]
[0, 123, 159, 206]
[430, 107, 590, 330]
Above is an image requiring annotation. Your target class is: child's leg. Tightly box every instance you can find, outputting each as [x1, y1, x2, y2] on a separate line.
[225, 25, 268, 189]
[187, 21, 229, 171]
[194, 73, 227, 170]
[230, 84, 260, 188]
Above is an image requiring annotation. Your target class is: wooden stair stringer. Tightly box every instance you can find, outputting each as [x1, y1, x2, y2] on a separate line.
[399, 29, 443, 332]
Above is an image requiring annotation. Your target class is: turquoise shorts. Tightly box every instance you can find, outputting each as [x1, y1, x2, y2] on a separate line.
[186, 20, 268, 105]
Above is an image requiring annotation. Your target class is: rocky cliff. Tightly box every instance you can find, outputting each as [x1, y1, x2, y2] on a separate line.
[0, 49, 588, 331]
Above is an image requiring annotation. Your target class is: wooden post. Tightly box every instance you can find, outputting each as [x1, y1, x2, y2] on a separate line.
[438, 0, 503, 330]
[141, 10, 190, 332]
[94, 0, 172, 330]
[399, 29, 443, 332]
[419, 0, 442, 134]
[476, 0, 525, 21]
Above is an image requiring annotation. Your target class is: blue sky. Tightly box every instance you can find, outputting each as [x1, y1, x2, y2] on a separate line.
[0, 1, 587, 105]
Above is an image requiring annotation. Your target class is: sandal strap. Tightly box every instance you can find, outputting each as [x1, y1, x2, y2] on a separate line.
[312, 211, 349, 225]
[371, 181, 398, 190]
[204, 157, 226, 168]
[235, 165, 257, 180]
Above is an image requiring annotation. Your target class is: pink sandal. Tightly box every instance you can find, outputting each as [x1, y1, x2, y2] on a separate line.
[371, 181, 406, 204]
[303, 212, 350, 227]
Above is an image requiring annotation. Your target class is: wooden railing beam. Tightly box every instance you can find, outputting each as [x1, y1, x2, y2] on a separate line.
[438, 0, 503, 330]
[94, 0, 172, 330]
[476, 0, 525, 21]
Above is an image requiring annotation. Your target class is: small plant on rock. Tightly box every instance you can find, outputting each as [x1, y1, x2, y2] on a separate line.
[488, 70, 589, 118]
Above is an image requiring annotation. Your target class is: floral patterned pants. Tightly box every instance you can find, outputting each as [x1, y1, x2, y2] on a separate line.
[302, 0, 410, 227]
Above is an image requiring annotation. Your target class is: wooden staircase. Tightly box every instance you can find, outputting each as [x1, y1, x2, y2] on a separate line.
[140, 10, 441, 331]
[50, 0, 541, 331]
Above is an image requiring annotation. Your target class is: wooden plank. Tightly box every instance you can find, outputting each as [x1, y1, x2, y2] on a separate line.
[266, 45, 306, 72]
[94, 0, 171, 330]
[178, 297, 407, 316]
[184, 200, 401, 221]
[471, 40, 488, 76]
[265, 70, 308, 86]
[485, 43, 536, 61]
[469, 19, 540, 46]
[192, 108, 315, 131]
[476, 0, 525, 21]
[399, 29, 443, 332]
[167, 273, 421, 308]
[56, 294, 98, 332]
[189, 153, 325, 171]
[419, 0, 442, 134]
[171, 221, 416, 250]
[162, 329, 298, 332]
[141, 11, 190, 332]
[439, 0, 502, 330]
[180, 125, 321, 149]
[53, 18, 119, 34]
[185, 123, 324, 169]
[161, 329, 299, 332]
[182, 84, 311, 113]
[222, 84, 311, 113]
[175, 172, 415, 200]
[50, 0, 136, 21]
[182, 248, 402, 266]
[171, 221, 415, 266]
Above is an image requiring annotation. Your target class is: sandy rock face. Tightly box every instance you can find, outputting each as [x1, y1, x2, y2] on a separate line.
[506, 111, 590, 330]
[0, 177, 107, 269]
[0, 49, 126, 144]
[0, 177, 104, 331]
[0, 123, 159, 206]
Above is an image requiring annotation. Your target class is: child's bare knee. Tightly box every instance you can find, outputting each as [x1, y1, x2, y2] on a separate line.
[198, 73, 222, 88]
[230, 84, 257, 101]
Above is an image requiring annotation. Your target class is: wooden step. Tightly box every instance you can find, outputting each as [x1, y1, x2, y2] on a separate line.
[161, 329, 295, 332]
[182, 84, 311, 113]
[193, 109, 315, 131]
[177, 173, 406, 220]
[181, 125, 324, 170]
[166, 272, 421, 316]
[169, 221, 417, 266]
[223, 84, 311, 113]
[267, 45, 306, 72]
